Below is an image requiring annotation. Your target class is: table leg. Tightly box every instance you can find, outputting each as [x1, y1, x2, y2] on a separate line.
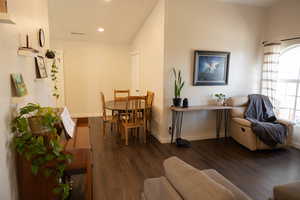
[171, 111, 176, 144]
[176, 112, 184, 139]
[216, 110, 223, 139]
[224, 110, 229, 138]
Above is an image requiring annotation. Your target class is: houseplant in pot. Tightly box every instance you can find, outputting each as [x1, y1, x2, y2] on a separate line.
[11, 103, 72, 200]
[173, 68, 185, 107]
[215, 93, 226, 106]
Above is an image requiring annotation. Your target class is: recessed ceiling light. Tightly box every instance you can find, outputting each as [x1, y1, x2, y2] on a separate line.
[97, 28, 105, 32]
[104, 0, 112, 2]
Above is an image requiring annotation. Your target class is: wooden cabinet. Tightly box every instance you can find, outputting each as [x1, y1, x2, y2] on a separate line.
[17, 123, 93, 200]
[0, 0, 7, 13]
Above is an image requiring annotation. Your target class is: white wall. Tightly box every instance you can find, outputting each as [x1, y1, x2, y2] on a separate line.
[266, 0, 300, 148]
[161, 0, 265, 142]
[266, 0, 300, 41]
[0, 0, 51, 199]
[52, 39, 131, 117]
[131, 0, 165, 139]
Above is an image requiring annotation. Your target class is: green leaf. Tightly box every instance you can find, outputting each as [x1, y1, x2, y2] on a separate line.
[43, 168, 52, 177]
[31, 165, 39, 175]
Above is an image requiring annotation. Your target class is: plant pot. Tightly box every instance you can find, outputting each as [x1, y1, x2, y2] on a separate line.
[216, 99, 225, 106]
[28, 116, 51, 135]
[173, 98, 182, 107]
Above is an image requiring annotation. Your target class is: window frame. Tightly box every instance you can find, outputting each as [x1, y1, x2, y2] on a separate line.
[277, 44, 300, 122]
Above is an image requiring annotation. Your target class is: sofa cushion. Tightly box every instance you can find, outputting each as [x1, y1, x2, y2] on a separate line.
[274, 181, 300, 200]
[227, 96, 249, 107]
[202, 169, 252, 200]
[144, 177, 183, 200]
[232, 118, 252, 128]
[164, 157, 235, 200]
[231, 107, 247, 118]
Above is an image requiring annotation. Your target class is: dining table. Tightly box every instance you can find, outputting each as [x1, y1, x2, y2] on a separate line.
[105, 100, 151, 111]
[104, 100, 151, 139]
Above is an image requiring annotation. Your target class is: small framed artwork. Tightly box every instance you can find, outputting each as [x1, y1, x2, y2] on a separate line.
[193, 51, 230, 86]
[11, 73, 28, 97]
[38, 28, 45, 47]
[35, 56, 47, 78]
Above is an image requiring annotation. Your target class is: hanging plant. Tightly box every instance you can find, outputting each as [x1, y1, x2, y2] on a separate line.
[46, 50, 60, 100]
[11, 103, 72, 200]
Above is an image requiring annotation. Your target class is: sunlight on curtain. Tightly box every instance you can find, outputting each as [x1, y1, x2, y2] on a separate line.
[261, 42, 282, 112]
[276, 45, 300, 123]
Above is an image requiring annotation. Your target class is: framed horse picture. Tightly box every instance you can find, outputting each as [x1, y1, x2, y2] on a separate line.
[193, 51, 230, 86]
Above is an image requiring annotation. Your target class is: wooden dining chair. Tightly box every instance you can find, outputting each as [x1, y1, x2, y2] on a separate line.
[145, 91, 154, 133]
[120, 98, 146, 145]
[100, 92, 117, 137]
[114, 89, 130, 101]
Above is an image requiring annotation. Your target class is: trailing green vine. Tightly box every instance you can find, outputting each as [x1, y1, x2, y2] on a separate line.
[11, 103, 72, 200]
[46, 50, 60, 101]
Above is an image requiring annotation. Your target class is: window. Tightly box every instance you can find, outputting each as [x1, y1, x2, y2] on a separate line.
[277, 45, 300, 123]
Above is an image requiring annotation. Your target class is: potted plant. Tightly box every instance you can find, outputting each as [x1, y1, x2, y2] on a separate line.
[214, 93, 226, 106]
[173, 68, 185, 107]
[11, 103, 72, 200]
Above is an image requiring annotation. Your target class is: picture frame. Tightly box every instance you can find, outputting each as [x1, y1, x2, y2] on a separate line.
[38, 28, 45, 48]
[193, 50, 230, 86]
[35, 56, 47, 78]
[11, 73, 28, 97]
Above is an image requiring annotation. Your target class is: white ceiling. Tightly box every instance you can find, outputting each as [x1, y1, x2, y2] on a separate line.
[48, 0, 158, 44]
[219, 0, 279, 7]
[49, 0, 279, 44]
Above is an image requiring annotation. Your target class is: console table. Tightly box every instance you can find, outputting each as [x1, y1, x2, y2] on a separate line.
[170, 105, 234, 143]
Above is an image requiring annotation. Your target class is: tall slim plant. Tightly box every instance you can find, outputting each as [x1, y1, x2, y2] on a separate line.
[173, 68, 185, 98]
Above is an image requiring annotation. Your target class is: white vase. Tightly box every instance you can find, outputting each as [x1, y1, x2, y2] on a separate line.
[216, 99, 224, 106]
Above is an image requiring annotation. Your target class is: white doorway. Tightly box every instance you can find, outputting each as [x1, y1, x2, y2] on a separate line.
[131, 51, 141, 96]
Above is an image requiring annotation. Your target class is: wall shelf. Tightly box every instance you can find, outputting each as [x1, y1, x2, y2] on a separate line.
[11, 96, 27, 104]
[0, 12, 15, 24]
[18, 47, 39, 57]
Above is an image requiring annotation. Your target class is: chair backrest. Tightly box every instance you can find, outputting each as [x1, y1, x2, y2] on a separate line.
[114, 89, 130, 101]
[124, 99, 146, 125]
[146, 91, 155, 107]
[227, 96, 249, 118]
[129, 96, 146, 100]
[100, 92, 107, 120]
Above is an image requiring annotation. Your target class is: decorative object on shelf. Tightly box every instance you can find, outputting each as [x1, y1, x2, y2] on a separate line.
[172, 68, 185, 107]
[38, 28, 45, 47]
[17, 47, 39, 57]
[182, 98, 189, 108]
[193, 51, 230, 86]
[214, 93, 226, 106]
[11, 103, 72, 200]
[0, 0, 15, 24]
[45, 50, 60, 101]
[18, 34, 39, 56]
[11, 73, 28, 97]
[35, 56, 47, 78]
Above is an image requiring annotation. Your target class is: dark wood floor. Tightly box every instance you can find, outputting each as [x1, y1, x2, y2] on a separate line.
[89, 117, 300, 200]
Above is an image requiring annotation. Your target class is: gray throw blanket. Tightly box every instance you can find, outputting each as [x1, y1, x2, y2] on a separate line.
[244, 94, 287, 147]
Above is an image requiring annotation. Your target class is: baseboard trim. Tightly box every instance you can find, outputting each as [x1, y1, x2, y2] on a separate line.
[71, 113, 100, 118]
[292, 142, 300, 150]
[156, 134, 218, 144]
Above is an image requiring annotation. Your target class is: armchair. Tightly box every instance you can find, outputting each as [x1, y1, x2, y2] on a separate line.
[227, 96, 294, 151]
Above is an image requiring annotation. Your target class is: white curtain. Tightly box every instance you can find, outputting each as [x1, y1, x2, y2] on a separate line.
[261, 42, 282, 111]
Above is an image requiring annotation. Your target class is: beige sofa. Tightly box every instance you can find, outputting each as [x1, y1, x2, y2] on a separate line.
[227, 96, 294, 151]
[142, 157, 252, 200]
